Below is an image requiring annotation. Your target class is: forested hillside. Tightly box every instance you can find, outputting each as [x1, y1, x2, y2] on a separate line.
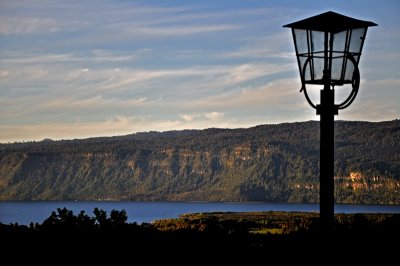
[0, 120, 399, 204]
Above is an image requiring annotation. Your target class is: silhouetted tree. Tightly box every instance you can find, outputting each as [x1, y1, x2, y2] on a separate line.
[93, 208, 107, 228]
[77, 210, 95, 230]
[110, 209, 127, 225]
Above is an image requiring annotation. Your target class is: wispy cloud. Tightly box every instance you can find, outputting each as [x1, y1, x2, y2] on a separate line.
[0, 113, 246, 143]
[0, 61, 293, 114]
[205, 111, 225, 121]
[0, 16, 60, 34]
[0, 50, 135, 64]
[129, 24, 241, 37]
[179, 114, 196, 122]
[221, 33, 294, 59]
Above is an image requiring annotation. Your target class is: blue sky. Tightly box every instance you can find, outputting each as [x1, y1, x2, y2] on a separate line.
[0, 0, 399, 142]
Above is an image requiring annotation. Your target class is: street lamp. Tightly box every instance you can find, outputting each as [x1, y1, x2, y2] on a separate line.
[283, 11, 377, 232]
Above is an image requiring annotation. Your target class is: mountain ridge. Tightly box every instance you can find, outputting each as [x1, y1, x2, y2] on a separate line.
[0, 120, 399, 203]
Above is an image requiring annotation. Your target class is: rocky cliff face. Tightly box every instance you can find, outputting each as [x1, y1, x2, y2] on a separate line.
[0, 120, 399, 203]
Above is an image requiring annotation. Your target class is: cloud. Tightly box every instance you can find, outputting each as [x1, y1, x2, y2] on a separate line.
[0, 50, 135, 64]
[89, 50, 135, 62]
[0, 66, 50, 82]
[179, 112, 225, 122]
[177, 77, 303, 109]
[205, 112, 224, 121]
[0, 117, 142, 143]
[0, 114, 248, 143]
[0, 16, 60, 34]
[128, 24, 241, 37]
[337, 79, 400, 121]
[0, 60, 297, 125]
[0, 0, 243, 45]
[0, 70, 10, 77]
[221, 33, 294, 60]
[179, 114, 195, 122]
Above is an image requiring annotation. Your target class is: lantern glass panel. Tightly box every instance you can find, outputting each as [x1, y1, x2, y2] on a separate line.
[332, 30, 347, 53]
[294, 29, 308, 54]
[298, 56, 310, 80]
[344, 59, 355, 81]
[331, 54, 344, 81]
[313, 56, 324, 81]
[349, 28, 366, 56]
[311, 31, 325, 54]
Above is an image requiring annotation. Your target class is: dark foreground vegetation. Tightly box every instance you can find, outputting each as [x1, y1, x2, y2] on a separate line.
[1, 208, 399, 263]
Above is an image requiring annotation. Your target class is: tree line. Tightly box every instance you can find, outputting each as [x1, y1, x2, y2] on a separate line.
[0, 120, 398, 203]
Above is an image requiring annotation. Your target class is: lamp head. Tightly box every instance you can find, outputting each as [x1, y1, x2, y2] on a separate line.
[284, 11, 377, 110]
[284, 11, 377, 86]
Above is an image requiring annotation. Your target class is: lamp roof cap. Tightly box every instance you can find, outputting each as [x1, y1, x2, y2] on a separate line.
[283, 11, 377, 32]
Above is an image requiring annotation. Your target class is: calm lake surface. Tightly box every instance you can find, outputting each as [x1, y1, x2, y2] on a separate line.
[0, 201, 399, 225]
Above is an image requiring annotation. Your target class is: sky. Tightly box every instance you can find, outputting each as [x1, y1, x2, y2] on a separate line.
[0, 0, 399, 143]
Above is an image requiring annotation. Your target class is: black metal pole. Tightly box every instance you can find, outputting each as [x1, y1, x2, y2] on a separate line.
[317, 30, 336, 234]
[317, 86, 336, 233]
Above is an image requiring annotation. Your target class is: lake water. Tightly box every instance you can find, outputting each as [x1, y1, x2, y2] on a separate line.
[0, 201, 399, 225]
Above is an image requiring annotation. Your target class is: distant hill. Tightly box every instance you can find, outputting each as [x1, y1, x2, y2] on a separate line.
[0, 120, 399, 204]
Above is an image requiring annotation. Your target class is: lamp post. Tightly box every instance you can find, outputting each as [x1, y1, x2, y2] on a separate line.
[283, 11, 377, 232]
